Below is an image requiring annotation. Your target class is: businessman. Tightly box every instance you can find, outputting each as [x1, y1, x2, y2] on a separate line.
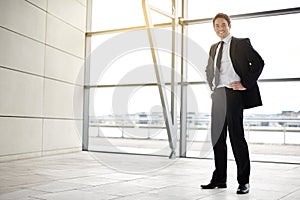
[201, 13, 264, 194]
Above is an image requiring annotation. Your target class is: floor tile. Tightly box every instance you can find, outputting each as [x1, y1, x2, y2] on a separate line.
[33, 189, 117, 200]
[0, 151, 299, 200]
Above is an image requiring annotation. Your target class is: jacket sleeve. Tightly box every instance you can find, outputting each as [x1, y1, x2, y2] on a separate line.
[240, 39, 265, 90]
[205, 46, 215, 91]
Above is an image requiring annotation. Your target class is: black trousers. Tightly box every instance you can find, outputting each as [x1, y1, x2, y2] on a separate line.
[210, 87, 250, 185]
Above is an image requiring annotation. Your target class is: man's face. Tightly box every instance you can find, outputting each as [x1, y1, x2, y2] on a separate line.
[214, 18, 231, 40]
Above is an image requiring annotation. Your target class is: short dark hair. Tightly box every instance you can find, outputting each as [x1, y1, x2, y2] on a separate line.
[213, 13, 231, 26]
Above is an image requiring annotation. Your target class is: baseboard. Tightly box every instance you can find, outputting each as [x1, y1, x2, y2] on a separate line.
[0, 147, 82, 162]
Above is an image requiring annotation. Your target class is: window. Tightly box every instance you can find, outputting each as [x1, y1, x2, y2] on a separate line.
[86, 0, 300, 163]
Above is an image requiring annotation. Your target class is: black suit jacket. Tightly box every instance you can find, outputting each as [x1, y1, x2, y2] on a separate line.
[206, 37, 265, 109]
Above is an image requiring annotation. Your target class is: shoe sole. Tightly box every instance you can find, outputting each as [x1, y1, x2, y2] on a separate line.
[237, 190, 249, 194]
[201, 185, 227, 189]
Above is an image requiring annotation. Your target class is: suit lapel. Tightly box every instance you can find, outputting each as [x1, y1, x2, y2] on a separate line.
[230, 37, 240, 74]
[230, 37, 237, 63]
[211, 43, 218, 59]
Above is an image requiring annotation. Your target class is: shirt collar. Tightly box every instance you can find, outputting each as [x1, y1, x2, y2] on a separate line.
[222, 34, 232, 44]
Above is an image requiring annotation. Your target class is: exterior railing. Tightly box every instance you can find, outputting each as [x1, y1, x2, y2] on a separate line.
[90, 117, 300, 145]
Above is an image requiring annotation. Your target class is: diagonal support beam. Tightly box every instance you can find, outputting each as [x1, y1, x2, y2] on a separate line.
[142, 0, 177, 159]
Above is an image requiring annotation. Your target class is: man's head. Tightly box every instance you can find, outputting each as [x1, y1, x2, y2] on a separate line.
[213, 13, 231, 40]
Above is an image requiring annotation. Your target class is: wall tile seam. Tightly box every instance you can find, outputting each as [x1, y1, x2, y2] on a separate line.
[24, 0, 87, 32]
[24, 0, 47, 12]
[0, 115, 83, 121]
[0, 151, 43, 158]
[0, 26, 85, 60]
[46, 6, 87, 34]
[3, 0, 48, 42]
[42, 147, 82, 151]
[47, 43, 85, 60]
[0, 65, 84, 87]
[41, 147, 83, 156]
[0, 147, 82, 160]
[41, 0, 49, 155]
[0, 25, 45, 47]
[0, 153, 42, 161]
[75, 0, 87, 7]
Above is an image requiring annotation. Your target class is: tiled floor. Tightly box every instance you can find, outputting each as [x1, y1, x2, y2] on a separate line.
[0, 151, 300, 200]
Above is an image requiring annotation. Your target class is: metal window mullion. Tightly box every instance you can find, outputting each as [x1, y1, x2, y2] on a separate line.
[180, 7, 300, 26]
[179, 0, 188, 158]
[82, 0, 93, 151]
[171, 0, 177, 133]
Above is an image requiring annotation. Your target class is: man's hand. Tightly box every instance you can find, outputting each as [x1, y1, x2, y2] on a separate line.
[230, 81, 246, 90]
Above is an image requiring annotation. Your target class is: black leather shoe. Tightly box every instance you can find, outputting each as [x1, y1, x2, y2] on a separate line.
[236, 183, 250, 194]
[201, 182, 227, 189]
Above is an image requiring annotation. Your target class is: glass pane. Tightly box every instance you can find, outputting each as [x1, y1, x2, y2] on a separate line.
[185, 84, 212, 158]
[91, 0, 174, 32]
[187, 13, 300, 81]
[186, 82, 300, 162]
[246, 81, 300, 115]
[188, 0, 300, 19]
[233, 14, 300, 79]
[246, 81, 300, 162]
[88, 86, 175, 156]
[89, 28, 179, 85]
[91, 0, 145, 31]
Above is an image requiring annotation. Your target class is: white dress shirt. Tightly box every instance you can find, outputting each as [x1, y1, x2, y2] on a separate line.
[213, 34, 241, 89]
